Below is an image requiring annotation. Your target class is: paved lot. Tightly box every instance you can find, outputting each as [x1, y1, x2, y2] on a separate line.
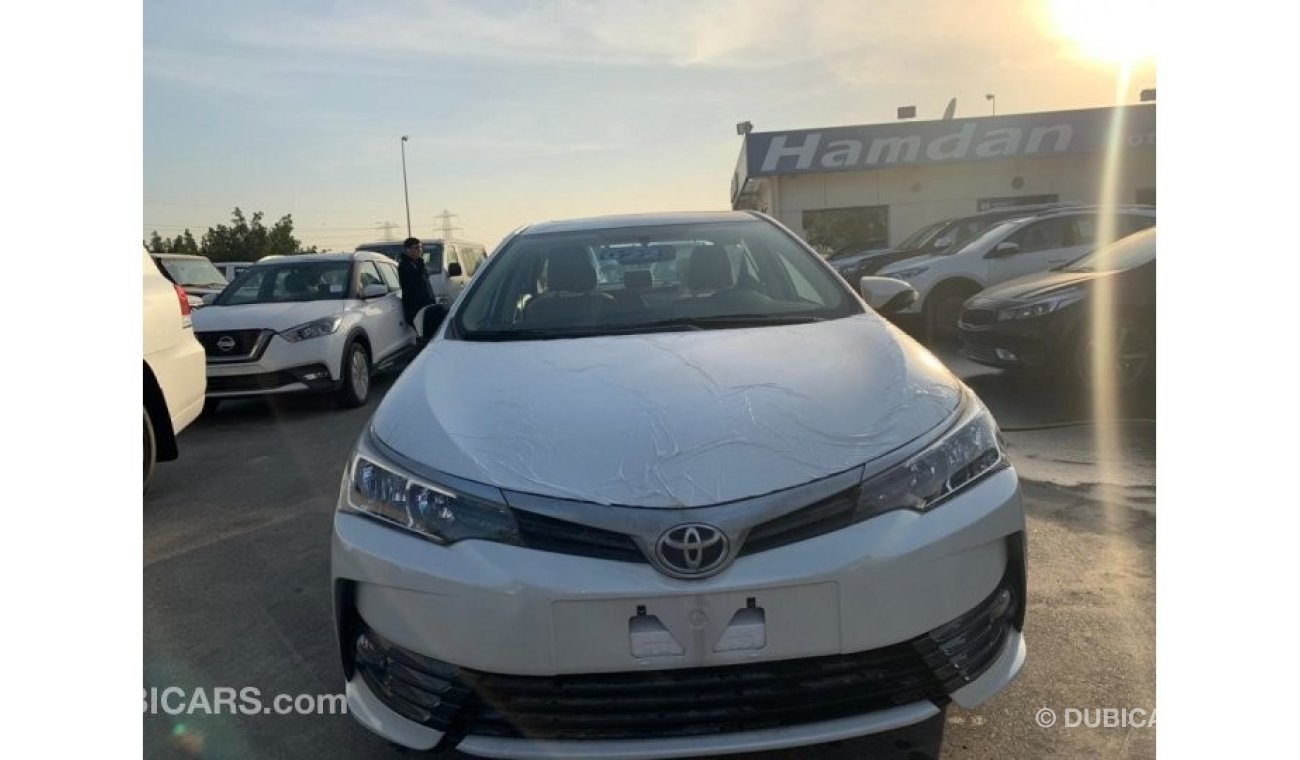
[144, 350, 1155, 759]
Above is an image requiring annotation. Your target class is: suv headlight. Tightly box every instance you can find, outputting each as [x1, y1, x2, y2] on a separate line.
[855, 394, 1008, 520]
[883, 266, 929, 282]
[997, 288, 1084, 321]
[279, 315, 342, 342]
[341, 433, 522, 546]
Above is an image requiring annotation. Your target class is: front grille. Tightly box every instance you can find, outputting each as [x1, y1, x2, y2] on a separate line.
[354, 575, 1018, 743]
[197, 329, 272, 361]
[514, 509, 646, 564]
[959, 309, 995, 328]
[738, 485, 860, 556]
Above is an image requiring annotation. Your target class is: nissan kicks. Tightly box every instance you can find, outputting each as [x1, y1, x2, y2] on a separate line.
[193, 251, 416, 410]
[332, 211, 1027, 758]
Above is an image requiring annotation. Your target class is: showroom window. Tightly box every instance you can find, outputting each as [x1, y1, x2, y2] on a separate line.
[801, 205, 889, 257]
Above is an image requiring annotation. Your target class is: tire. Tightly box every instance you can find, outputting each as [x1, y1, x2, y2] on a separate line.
[925, 282, 979, 346]
[144, 407, 157, 494]
[1072, 316, 1155, 390]
[337, 340, 371, 408]
[202, 398, 222, 416]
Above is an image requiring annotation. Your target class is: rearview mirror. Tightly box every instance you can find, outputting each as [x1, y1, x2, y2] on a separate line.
[859, 276, 918, 315]
[930, 235, 953, 249]
[361, 283, 388, 299]
[992, 241, 1021, 257]
[447, 262, 463, 278]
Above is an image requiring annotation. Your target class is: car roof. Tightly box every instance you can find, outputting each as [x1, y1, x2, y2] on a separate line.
[521, 210, 758, 235]
[249, 251, 381, 265]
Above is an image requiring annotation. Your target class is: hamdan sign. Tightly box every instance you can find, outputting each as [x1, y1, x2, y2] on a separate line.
[742, 105, 1155, 179]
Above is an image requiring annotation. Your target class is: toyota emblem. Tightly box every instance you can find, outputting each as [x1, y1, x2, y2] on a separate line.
[655, 524, 729, 577]
[216, 335, 237, 352]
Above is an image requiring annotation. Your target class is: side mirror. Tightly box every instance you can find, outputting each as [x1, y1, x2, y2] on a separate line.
[991, 241, 1021, 257]
[413, 304, 448, 340]
[447, 261, 464, 278]
[361, 283, 388, 299]
[859, 276, 918, 315]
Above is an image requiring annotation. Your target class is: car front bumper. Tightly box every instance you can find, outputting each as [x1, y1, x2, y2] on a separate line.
[205, 333, 345, 398]
[331, 466, 1027, 757]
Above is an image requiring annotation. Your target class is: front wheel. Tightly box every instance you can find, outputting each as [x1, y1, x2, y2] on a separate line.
[337, 341, 371, 408]
[925, 284, 977, 346]
[1073, 317, 1155, 390]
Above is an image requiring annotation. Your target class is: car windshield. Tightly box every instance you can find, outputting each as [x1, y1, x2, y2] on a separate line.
[216, 261, 353, 305]
[1064, 229, 1156, 273]
[897, 219, 947, 250]
[936, 217, 1007, 254]
[159, 257, 227, 287]
[454, 219, 861, 340]
[356, 242, 445, 273]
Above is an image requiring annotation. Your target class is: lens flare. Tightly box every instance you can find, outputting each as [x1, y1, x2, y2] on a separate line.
[1050, 0, 1157, 64]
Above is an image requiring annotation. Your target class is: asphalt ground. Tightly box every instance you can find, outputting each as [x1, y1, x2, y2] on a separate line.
[144, 348, 1155, 759]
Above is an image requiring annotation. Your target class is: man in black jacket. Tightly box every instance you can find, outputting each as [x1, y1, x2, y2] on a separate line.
[397, 237, 445, 343]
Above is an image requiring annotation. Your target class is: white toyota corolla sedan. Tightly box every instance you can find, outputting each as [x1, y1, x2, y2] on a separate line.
[331, 211, 1026, 758]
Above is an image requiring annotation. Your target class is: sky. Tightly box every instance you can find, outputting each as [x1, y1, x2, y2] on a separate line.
[143, 0, 1156, 252]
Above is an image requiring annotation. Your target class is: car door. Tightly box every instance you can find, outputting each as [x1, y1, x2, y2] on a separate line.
[377, 260, 417, 348]
[987, 216, 1073, 284]
[354, 261, 403, 362]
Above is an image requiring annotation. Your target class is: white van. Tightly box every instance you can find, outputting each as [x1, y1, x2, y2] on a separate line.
[355, 238, 489, 306]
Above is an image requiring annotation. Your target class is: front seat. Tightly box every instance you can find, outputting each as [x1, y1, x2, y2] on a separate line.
[284, 272, 310, 299]
[686, 244, 734, 294]
[524, 246, 615, 326]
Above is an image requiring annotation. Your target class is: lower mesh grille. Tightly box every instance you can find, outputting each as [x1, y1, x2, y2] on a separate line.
[354, 574, 1018, 743]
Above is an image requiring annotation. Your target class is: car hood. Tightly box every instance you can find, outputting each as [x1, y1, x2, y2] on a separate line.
[192, 300, 344, 332]
[967, 270, 1107, 306]
[832, 248, 895, 268]
[371, 313, 964, 508]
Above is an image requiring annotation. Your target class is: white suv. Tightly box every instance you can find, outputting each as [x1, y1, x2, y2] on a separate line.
[192, 251, 417, 410]
[877, 207, 1156, 339]
[143, 248, 206, 492]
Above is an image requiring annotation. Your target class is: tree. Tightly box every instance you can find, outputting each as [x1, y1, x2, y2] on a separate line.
[146, 231, 166, 253]
[200, 208, 304, 262]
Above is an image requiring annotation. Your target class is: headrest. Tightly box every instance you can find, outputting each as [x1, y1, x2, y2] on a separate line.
[546, 246, 597, 293]
[285, 272, 309, 294]
[686, 245, 732, 292]
[623, 269, 652, 291]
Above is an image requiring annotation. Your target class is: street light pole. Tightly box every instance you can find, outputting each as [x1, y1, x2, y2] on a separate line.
[985, 93, 996, 116]
[400, 136, 411, 237]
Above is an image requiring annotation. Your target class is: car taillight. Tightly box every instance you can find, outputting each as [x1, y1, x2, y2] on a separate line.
[174, 283, 193, 327]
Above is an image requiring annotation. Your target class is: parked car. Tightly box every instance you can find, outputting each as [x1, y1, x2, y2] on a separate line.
[829, 203, 1085, 286]
[356, 237, 489, 307]
[876, 206, 1156, 341]
[142, 247, 206, 492]
[151, 253, 230, 308]
[192, 251, 417, 410]
[332, 210, 1026, 757]
[959, 227, 1156, 388]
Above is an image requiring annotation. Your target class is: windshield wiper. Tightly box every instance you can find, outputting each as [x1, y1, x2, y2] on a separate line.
[638, 314, 825, 330]
[461, 315, 826, 341]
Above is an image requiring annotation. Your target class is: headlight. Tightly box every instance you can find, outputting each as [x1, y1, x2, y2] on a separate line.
[342, 437, 522, 546]
[854, 395, 1007, 520]
[996, 288, 1084, 321]
[882, 266, 929, 282]
[279, 315, 342, 342]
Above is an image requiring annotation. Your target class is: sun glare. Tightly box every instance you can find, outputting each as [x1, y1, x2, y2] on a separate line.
[1050, 0, 1157, 64]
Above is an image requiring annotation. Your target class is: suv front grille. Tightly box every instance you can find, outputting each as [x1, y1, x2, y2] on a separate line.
[197, 329, 272, 361]
[353, 574, 1019, 743]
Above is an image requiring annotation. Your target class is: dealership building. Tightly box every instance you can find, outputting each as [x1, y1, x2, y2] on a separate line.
[730, 104, 1156, 255]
